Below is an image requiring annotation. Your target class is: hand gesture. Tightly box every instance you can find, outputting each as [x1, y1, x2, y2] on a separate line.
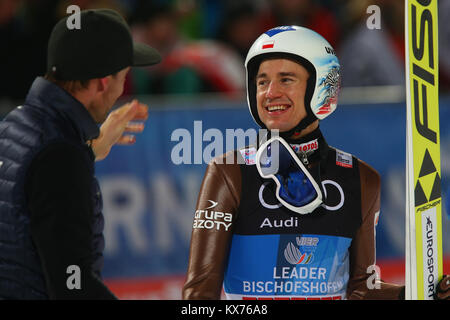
[91, 99, 148, 161]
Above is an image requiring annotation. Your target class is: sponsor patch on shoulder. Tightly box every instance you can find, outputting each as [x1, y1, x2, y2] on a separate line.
[336, 149, 353, 168]
[239, 147, 257, 165]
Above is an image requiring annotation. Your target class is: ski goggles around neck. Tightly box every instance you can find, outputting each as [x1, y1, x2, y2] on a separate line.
[255, 136, 323, 214]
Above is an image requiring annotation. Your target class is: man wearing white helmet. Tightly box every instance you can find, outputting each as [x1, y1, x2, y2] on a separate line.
[182, 26, 449, 300]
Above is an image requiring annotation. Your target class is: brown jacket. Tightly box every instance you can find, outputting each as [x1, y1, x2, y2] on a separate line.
[183, 149, 404, 300]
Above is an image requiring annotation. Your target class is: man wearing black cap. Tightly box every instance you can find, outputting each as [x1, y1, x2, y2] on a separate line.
[0, 9, 161, 299]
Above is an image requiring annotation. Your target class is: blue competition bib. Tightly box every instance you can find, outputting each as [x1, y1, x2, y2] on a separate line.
[223, 234, 352, 300]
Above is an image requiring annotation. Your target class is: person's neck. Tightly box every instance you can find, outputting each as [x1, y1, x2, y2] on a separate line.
[72, 90, 91, 110]
[288, 120, 319, 141]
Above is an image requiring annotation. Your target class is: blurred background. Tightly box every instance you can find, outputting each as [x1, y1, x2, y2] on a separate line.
[1, 0, 449, 299]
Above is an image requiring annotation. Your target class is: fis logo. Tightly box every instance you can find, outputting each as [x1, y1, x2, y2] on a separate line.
[284, 237, 318, 265]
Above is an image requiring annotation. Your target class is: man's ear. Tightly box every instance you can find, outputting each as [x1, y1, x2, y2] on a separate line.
[96, 76, 110, 93]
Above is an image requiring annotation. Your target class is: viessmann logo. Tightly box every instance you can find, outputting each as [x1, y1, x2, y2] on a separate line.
[284, 236, 319, 265]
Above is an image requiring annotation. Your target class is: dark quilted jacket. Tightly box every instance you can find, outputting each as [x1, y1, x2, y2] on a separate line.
[0, 77, 105, 299]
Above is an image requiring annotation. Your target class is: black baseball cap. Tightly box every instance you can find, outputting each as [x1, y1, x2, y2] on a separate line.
[47, 9, 161, 80]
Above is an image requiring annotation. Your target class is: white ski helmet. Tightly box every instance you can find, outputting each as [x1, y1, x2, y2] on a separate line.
[245, 26, 340, 134]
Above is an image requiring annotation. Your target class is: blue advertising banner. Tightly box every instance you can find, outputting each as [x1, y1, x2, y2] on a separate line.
[95, 98, 450, 283]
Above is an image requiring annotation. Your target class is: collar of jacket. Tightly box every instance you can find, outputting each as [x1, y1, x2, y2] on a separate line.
[24, 77, 100, 142]
[284, 126, 329, 166]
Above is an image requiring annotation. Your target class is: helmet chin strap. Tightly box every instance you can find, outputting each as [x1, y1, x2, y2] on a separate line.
[279, 112, 317, 141]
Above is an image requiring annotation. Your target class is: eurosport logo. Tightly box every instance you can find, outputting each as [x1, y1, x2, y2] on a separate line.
[421, 209, 438, 299]
[170, 121, 279, 165]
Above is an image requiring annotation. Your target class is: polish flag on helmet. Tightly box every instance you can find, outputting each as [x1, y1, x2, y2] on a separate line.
[262, 41, 274, 49]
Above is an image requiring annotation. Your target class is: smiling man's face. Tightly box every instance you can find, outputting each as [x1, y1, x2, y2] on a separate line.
[256, 58, 309, 132]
